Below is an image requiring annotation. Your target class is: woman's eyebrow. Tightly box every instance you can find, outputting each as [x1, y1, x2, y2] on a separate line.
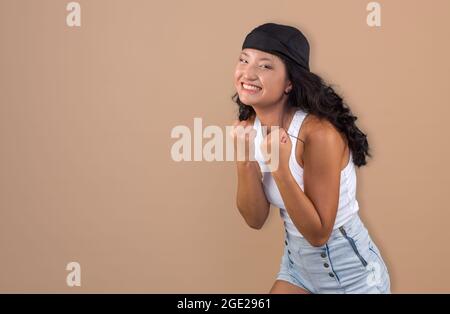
[241, 51, 273, 62]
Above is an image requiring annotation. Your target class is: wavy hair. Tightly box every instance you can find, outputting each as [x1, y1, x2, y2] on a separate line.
[231, 53, 372, 167]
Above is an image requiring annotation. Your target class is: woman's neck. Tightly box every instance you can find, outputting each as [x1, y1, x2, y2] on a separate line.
[255, 105, 296, 132]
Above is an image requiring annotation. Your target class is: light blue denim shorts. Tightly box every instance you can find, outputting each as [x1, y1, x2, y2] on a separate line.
[276, 213, 391, 294]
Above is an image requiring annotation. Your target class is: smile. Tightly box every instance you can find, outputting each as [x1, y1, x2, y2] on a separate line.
[241, 82, 262, 93]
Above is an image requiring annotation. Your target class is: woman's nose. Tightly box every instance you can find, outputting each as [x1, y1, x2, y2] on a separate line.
[242, 66, 258, 80]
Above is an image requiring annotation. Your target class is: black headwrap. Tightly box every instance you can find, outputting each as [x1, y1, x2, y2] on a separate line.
[242, 22, 310, 72]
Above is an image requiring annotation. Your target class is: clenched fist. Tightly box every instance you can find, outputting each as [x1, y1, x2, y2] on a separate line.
[229, 119, 257, 162]
[260, 126, 291, 174]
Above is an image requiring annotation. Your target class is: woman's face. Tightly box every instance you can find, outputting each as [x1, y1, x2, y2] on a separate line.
[234, 48, 291, 108]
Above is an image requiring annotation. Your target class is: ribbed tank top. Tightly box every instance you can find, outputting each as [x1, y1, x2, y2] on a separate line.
[252, 109, 360, 237]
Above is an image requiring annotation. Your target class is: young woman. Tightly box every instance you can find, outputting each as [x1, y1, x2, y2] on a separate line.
[230, 23, 391, 294]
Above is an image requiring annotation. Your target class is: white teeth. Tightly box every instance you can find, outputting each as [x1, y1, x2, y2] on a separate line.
[242, 83, 261, 91]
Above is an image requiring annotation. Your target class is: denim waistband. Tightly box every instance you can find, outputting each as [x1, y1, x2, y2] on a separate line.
[284, 213, 363, 248]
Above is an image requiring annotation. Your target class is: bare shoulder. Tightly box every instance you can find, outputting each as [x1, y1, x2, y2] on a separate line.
[303, 114, 347, 149]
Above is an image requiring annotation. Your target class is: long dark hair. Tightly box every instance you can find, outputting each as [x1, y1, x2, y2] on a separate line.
[231, 53, 372, 167]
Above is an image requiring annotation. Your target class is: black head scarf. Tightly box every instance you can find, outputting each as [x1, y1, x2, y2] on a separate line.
[242, 22, 310, 72]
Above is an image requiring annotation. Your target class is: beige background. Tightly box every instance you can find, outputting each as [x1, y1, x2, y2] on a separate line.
[0, 0, 449, 293]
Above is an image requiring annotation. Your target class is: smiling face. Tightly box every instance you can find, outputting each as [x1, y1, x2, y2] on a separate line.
[234, 48, 292, 109]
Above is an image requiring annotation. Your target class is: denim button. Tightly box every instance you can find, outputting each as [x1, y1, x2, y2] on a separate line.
[328, 273, 334, 278]
[288, 249, 291, 254]
[324, 263, 329, 268]
[285, 240, 288, 246]
[321, 252, 327, 258]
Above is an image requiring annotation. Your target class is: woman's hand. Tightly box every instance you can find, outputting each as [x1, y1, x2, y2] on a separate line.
[229, 119, 257, 163]
[260, 126, 291, 175]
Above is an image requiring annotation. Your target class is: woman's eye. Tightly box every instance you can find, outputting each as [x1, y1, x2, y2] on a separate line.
[238, 58, 271, 69]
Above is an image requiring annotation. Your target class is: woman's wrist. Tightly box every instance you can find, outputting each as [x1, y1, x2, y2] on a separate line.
[272, 165, 292, 181]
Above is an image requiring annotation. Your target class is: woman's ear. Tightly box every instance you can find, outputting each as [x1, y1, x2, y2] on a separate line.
[284, 81, 292, 94]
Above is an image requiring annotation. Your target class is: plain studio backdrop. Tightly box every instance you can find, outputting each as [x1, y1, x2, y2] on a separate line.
[0, 0, 449, 293]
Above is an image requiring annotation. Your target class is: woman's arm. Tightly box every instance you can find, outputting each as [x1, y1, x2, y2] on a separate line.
[236, 161, 270, 229]
[230, 119, 270, 230]
[272, 123, 345, 246]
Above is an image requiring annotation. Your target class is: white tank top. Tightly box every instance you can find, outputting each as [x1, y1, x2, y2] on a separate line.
[252, 109, 360, 237]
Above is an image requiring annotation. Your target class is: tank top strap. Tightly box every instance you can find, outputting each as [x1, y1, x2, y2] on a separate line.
[252, 115, 267, 170]
[253, 114, 261, 133]
[288, 109, 308, 152]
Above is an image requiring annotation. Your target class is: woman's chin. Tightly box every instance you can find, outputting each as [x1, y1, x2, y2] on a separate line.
[239, 94, 261, 105]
